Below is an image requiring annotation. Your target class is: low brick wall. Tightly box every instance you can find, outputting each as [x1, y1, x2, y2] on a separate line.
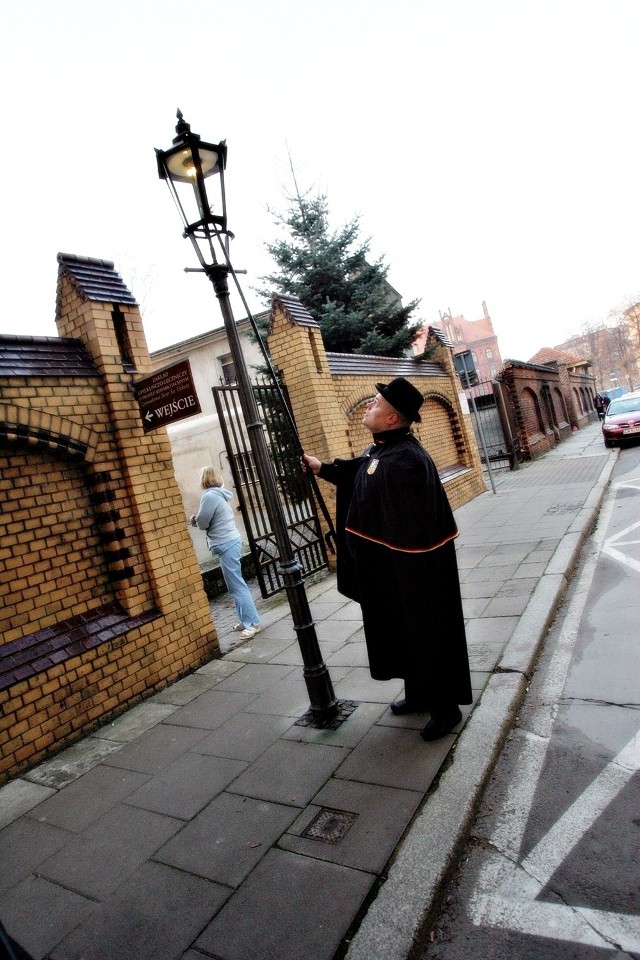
[0, 255, 218, 785]
[497, 359, 597, 459]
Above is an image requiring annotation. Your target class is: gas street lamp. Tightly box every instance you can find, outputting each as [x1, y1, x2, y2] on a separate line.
[155, 111, 338, 723]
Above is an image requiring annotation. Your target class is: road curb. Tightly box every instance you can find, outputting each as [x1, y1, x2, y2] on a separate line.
[344, 673, 526, 960]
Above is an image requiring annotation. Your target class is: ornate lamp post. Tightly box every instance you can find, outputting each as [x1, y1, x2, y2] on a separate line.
[155, 111, 338, 723]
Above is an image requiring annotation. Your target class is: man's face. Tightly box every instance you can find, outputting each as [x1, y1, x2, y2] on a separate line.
[362, 393, 398, 434]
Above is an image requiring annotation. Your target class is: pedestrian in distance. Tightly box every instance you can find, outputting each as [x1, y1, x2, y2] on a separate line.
[301, 377, 472, 741]
[190, 466, 261, 640]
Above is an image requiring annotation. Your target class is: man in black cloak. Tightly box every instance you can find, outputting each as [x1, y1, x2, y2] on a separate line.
[302, 377, 471, 741]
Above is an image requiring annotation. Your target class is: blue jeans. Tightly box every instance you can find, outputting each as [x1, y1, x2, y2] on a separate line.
[210, 538, 260, 628]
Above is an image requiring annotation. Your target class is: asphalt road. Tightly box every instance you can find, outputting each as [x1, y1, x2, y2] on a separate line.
[415, 442, 640, 960]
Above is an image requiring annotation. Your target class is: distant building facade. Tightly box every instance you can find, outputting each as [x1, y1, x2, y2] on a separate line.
[413, 301, 504, 384]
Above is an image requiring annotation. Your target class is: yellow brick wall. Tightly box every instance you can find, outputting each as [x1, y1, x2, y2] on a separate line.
[268, 304, 485, 527]
[0, 447, 112, 641]
[0, 269, 219, 785]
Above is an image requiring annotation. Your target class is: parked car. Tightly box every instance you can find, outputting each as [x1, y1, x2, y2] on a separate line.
[601, 390, 640, 447]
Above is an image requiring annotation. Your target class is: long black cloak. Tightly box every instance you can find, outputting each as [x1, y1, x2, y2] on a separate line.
[319, 428, 472, 706]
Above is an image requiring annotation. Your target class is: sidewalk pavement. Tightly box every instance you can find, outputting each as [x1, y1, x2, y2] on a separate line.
[0, 421, 616, 960]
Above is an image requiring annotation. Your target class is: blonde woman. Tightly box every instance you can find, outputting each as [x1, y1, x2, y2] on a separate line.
[190, 466, 261, 640]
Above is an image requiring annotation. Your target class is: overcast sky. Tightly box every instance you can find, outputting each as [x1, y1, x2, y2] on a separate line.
[2, 0, 639, 362]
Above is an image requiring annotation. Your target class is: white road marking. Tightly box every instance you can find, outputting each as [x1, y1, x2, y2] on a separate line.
[468, 480, 640, 951]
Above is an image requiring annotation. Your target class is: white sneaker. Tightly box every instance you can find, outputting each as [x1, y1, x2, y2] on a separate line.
[232, 622, 244, 632]
[238, 625, 261, 640]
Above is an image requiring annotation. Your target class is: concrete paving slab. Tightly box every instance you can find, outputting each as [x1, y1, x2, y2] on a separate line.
[0, 816, 70, 895]
[333, 666, 402, 704]
[195, 847, 375, 960]
[166, 688, 254, 729]
[461, 597, 491, 617]
[0, 875, 94, 960]
[123, 751, 247, 819]
[482, 593, 532, 617]
[270, 637, 348, 665]
[486, 545, 534, 565]
[90, 701, 178, 743]
[309, 599, 352, 620]
[212, 661, 297, 693]
[191, 711, 295, 761]
[282, 701, 387, 747]
[379, 702, 474, 733]
[0, 778, 55, 830]
[497, 576, 540, 597]
[22, 737, 124, 790]
[462, 562, 521, 581]
[335, 601, 368, 620]
[226, 739, 348, 807]
[149, 672, 218, 704]
[325, 639, 370, 667]
[194, 657, 243, 679]
[315, 618, 364, 643]
[244, 675, 312, 717]
[225, 635, 298, 662]
[100, 722, 209, 775]
[26, 764, 150, 831]
[511, 559, 549, 578]
[455, 544, 497, 567]
[257, 620, 298, 641]
[334, 725, 454, 792]
[50, 861, 228, 960]
[155, 791, 299, 886]
[37, 804, 181, 900]
[459, 578, 504, 598]
[280, 777, 423, 872]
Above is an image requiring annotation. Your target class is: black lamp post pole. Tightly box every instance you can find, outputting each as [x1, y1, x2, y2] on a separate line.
[155, 111, 338, 722]
[207, 263, 338, 723]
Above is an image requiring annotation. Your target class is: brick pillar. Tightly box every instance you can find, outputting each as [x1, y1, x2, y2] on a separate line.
[267, 296, 349, 464]
[267, 296, 350, 547]
[55, 257, 216, 645]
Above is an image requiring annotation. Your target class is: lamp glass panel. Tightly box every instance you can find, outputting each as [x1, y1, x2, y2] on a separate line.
[166, 145, 220, 183]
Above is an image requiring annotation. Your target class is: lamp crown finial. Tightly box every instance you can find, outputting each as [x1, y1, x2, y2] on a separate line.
[174, 109, 191, 138]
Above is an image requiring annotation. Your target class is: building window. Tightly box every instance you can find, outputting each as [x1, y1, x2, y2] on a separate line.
[486, 348, 493, 359]
[471, 352, 477, 362]
[220, 354, 236, 385]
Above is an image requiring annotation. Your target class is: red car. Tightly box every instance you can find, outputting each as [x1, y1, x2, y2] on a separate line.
[602, 390, 640, 447]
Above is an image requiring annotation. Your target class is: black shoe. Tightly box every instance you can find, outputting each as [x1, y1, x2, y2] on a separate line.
[390, 698, 430, 715]
[420, 708, 462, 741]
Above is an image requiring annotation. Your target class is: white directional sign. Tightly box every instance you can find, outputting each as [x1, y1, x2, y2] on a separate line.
[134, 359, 201, 433]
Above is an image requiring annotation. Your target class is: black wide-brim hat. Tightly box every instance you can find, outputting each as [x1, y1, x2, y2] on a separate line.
[375, 377, 424, 423]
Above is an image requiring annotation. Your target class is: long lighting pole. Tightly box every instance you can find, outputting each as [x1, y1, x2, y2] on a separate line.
[156, 112, 338, 723]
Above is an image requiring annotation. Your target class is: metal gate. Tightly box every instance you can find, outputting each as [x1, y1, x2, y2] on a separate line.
[465, 379, 520, 468]
[212, 383, 329, 597]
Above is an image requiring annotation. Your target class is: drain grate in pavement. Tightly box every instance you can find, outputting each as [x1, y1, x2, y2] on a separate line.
[302, 807, 359, 844]
[295, 699, 359, 730]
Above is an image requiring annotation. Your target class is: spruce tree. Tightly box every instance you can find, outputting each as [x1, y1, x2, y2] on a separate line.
[258, 179, 421, 357]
